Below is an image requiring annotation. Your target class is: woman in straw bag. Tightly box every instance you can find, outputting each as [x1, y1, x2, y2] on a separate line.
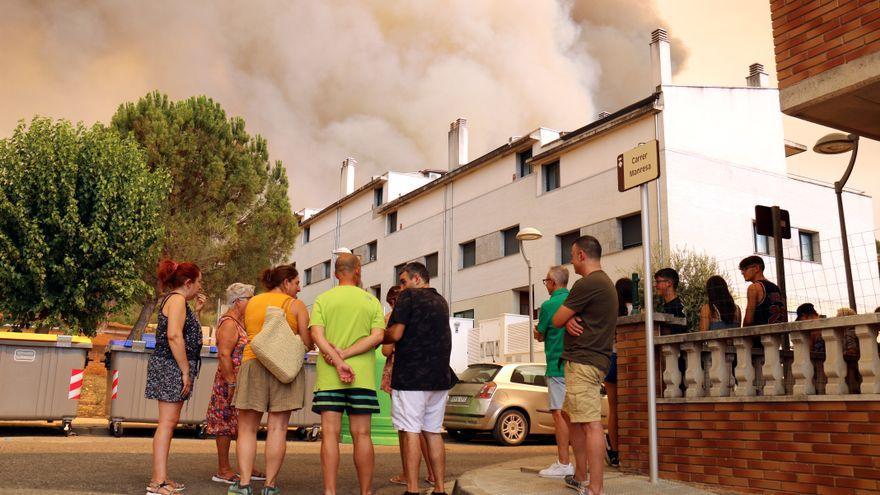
[229, 265, 312, 495]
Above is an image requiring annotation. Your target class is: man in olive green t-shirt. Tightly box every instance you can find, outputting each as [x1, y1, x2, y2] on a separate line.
[552, 236, 617, 495]
[309, 253, 385, 495]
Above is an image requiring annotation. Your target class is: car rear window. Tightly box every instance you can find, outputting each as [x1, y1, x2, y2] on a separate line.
[458, 364, 502, 383]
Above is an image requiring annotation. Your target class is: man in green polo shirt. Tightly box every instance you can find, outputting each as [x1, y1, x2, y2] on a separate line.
[535, 265, 573, 478]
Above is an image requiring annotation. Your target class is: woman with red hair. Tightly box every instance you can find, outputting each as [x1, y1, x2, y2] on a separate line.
[145, 259, 206, 494]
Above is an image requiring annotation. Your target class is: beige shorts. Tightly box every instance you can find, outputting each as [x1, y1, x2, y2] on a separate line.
[233, 359, 304, 413]
[563, 361, 603, 423]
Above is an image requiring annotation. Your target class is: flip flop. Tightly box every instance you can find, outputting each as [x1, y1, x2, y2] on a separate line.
[211, 473, 240, 484]
[389, 475, 406, 485]
[251, 470, 267, 481]
[426, 477, 436, 485]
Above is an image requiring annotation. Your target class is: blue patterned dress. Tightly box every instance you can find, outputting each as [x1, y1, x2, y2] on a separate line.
[144, 294, 203, 402]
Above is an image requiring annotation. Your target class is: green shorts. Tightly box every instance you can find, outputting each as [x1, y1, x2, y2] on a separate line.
[312, 388, 380, 415]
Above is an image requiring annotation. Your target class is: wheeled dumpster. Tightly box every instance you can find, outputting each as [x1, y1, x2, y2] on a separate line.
[105, 338, 219, 437]
[106, 339, 320, 438]
[0, 331, 92, 435]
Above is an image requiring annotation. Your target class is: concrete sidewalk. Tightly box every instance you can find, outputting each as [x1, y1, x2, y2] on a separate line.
[451, 455, 723, 495]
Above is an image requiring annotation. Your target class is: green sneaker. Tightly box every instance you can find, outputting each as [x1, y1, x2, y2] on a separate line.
[227, 482, 253, 495]
[260, 487, 280, 495]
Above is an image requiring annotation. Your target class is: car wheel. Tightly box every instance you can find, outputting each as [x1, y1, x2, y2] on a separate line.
[447, 429, 476, 442]
[493, 410, 528, 446]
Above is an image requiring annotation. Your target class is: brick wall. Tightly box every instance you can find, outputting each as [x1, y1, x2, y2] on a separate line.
[771, 0, 880, 88]
[616, 319, 880, 495]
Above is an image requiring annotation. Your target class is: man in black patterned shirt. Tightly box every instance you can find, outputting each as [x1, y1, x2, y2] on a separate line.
[384, 261, 455, 495]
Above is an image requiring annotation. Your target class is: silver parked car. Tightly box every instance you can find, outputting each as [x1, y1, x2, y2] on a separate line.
[444, 362, 608, 446]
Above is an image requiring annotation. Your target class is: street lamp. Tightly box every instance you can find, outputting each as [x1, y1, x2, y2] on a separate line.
[813, 132, 860, 311]
[516, 227, 543, 362]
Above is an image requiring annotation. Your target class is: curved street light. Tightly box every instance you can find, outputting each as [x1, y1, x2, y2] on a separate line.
[516, 228, 543, 362]
[813, 132, 860, 311]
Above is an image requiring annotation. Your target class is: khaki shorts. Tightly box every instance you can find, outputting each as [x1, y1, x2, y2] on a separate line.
[563, 361, 603, 423]
[233, 359, 304, 413]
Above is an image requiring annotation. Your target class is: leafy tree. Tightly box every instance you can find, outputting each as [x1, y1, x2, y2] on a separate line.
[111, 92, 298, 338]
[0, 118, 167, 335]
[627, 246, 722, 331]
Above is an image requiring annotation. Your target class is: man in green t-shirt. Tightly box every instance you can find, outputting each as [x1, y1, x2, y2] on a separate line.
[535, 265, 573, 479]
[309, 253, 386, 495]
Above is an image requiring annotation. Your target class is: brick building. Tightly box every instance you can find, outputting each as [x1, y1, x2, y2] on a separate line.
[772, 0, 880, 139]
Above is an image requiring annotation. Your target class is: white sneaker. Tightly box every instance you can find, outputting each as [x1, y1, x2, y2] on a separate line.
[538, 460, 574, 478]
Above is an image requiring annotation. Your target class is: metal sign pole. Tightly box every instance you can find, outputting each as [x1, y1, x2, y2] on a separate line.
[641, 183, 659, 483]
[771, 206, 786, 303]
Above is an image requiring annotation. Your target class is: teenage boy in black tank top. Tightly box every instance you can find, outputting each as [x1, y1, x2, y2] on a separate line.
[739, 255, 787, 327]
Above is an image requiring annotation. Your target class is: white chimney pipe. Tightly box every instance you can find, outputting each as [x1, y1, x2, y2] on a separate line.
[341, 157, 356, 197]
[649, 28, 672, 89]
[448, 118, 468, 170]
[746, 63, 769, 88]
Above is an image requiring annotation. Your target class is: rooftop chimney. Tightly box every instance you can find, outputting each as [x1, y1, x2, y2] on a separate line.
[746, 63, 769, 88]
[649, 28, 672, 88]
[448, 118, 468, 170]
[598, 111, 611, 119]
[340, 157, 356, 197]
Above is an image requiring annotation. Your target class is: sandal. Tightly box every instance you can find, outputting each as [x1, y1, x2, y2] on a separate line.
[166, 480, 185, 492]
[251, 470, 267, 481]
[146, 481, 176, 495]
[212, 473, 240, 484]
[389, 475, 406, 486]
[426, 476, 436, 485]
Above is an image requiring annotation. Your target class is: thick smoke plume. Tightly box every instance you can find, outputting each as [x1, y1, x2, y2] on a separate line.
[0, 0, 685, 209]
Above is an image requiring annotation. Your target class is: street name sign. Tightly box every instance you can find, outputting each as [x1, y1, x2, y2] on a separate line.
[617, 139, 660, 192]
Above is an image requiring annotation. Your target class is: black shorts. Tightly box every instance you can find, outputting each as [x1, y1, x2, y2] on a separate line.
[312, 388, 380, 415]
[604, 353, 618, 384]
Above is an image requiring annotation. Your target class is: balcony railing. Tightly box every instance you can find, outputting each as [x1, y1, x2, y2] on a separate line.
[653, 313, 880, 400]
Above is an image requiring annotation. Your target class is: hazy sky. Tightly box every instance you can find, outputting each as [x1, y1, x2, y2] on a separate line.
[658, 0, 880, 228]
[0, 1, 876, 228]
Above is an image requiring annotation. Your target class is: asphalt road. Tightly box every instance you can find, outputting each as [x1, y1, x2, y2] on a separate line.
[0, 424, 557, 495]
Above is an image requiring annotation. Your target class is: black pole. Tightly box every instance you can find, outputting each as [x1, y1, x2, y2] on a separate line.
[835, 135, 859, 311]
[771, 206, 786, 306]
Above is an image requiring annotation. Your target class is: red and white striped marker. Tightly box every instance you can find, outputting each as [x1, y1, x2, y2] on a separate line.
[111, 370, 119, 399]
[68, 369, 83, 400]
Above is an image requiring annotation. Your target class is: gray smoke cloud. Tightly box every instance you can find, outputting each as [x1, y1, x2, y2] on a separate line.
[0, 0, 685, 210]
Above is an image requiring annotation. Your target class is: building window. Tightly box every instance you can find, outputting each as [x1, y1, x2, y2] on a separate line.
[387, 211, 398, 234]
[303, 226, 310, 244]
[371, 284, 382, 300]
[753, 223, 769, 255]
[620, 214, 642, 249]
[517, 149, 533, 178]
[453, 309, 475, 319]
[367, 241, 378, 262]
[304, 268, 312, 285]
[800, 231, 816, 262]
[323, 260, 331, 279]
[394, 263, 406, 281]
[461, 241, 476, 268]
[558, 230, 580, 265]
[374, 187, 383, 208]
[424, 252, 439, 279]
[502, 225, 520, 256]
[543, 160, 560, 192]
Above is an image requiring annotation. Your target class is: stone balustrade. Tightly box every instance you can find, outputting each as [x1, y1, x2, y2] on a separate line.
[653, 313, 880, 401]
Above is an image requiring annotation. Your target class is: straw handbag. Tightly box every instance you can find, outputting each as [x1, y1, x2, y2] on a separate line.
[250, 299, 306, 383]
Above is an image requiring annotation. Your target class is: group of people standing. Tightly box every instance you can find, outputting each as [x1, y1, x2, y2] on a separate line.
[143, 253, 455, 495]
[528, 246, 797, 495]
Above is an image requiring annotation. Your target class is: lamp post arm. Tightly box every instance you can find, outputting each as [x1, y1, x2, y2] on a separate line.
[835, 135, 860, 193]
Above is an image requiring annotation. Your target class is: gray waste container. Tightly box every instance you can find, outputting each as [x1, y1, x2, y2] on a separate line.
[0, 331, 92, 435]
[106, 340, 319, 438]
[105, 338, 218, 437]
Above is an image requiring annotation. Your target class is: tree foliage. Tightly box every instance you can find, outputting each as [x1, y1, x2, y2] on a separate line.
[111, 92, 298, 337]
[0, 118, 167, 334]
[628, 246, 723, 331]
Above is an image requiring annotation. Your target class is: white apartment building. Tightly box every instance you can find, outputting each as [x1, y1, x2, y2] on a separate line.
[293, 29, 880, 322]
